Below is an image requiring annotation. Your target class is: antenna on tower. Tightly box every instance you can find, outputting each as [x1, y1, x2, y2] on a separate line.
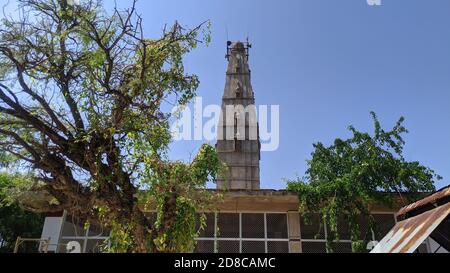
[225, 26, 231, 60]
[225, 37, 252, 61]
[226, 25, 229, 41]
[245, 36, 252, 61]
[225, 40, 232, 60]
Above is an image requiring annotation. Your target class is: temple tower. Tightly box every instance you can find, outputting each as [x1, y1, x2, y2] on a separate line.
[216, 41, 261, 190]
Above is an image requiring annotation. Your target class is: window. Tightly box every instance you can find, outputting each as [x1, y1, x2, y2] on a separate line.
[300, 213, 396, 253]
[242, 241, 265, 253]
[329, 242, 353, 253]
[242, 214, 264, 238]
[85, 239, 107, 253]
[302, 242, 327, 253]
[218, 241, 240, 253]
[61, 217, 86, 237]
[356, 215, 371, 242]
[300, 213, 325, 239]
[372, 214, 396, 240]
[195, 212, 289, 253]
[336, 217, 351, 240]
[267, 241, 289, 253]
[58, 214, 110, 253]
[217, 213, 239, 238]
[267, 214, 288, 239]
[196, 213, 216, 238]
[194, 240, 214, 253]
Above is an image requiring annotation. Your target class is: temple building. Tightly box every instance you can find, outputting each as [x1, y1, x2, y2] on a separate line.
[216, 41, 261, 190]
[33, 41, 448, 254]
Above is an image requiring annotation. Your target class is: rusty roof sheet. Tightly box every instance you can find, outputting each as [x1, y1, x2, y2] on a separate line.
[397, 186, 450, 216]
[371, 202, 450, 253]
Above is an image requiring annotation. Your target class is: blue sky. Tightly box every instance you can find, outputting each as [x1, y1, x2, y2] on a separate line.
[3, 0, 449, 190]
[108, 0, 450, 190]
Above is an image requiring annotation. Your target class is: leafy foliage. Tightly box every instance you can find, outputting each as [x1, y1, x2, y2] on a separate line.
[102, 144, 226, 253]
[0, 173, 45, 253]
[287, 112, 440, 252]
[0, 0, 222, 252]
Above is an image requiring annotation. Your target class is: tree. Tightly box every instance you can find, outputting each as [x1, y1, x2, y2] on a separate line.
[287, 112, 441, 252]
[0, 0, 223, 253]
[0, 173, 45, 253]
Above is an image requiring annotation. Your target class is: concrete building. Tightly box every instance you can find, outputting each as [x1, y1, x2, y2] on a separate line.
[34, 41, 430, 254]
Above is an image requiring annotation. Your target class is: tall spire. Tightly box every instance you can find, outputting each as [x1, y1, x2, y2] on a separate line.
[216, 41, 261, 190]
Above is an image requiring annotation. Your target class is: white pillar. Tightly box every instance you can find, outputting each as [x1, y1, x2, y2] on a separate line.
[40, 214, 64, 252]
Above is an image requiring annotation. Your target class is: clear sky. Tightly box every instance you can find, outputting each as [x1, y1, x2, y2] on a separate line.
[3, 0, 449, 190]
[107, 0, 450, 190]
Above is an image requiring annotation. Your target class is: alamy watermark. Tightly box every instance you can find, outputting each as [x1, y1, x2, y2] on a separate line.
[170, 97, 280, 152]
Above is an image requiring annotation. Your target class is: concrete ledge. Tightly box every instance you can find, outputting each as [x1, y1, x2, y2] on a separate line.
[215, 189, 299, 212]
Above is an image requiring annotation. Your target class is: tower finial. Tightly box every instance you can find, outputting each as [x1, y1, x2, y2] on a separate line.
[226, 40, 252, 61]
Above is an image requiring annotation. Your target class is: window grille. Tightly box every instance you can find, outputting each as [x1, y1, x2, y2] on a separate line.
[242, 214, 265, 238]
[242, 241, 265, 253]
[300, 213, 325, 239]
[196, 213, 216, 238]
[195, 212, 289, 253]
[267, 213, 288, 239]
[194, 240, 215, 253]
[267, 241, 289, 253]
[59, 214, 110, 253]
[372, 214, 396, 240]
[300, 213, 397, 253]
[301, 242, 327, 253]
[218, 240, 240, 253]
[217, 213, 240, 238]
[328, 242, 353, 253]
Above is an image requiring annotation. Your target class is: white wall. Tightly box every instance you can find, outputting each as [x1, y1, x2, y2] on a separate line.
[40, 217, 64, 252]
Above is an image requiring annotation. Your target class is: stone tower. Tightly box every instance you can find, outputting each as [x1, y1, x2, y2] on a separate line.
[216, 41, 261, 190]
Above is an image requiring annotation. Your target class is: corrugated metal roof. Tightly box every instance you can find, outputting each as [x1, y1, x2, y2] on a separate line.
[371, 202, 450, 253]
[397, 187, 450, 216]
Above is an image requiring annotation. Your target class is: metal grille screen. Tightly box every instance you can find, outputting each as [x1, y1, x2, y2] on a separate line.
[87, 224, 110, 237]
[302, 242, 352, 253]
[196, 212, 289, 253]
[197, 213, 215, 238]
[218, 241, 240, 253]
[329, 242, 352, 253]
[301, 242, 327, 253]
[217, 213, 239, 238]
[336, 217, 351, 240]
[59, 215, 110, 253]
[62, 218, 86, 237]
[85, 239, 106, 253]
[242, 213, 264, 238]
[300, 213, 396, 253]
[373, 214, 396, 240]
[267, 241, 289, 253]
[242, 241, 265, 253]
[357, 215, 371, 241]
[266, 214, 288, 239]
[300, 213, 325, 239]
[195, 240, 214, 253]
